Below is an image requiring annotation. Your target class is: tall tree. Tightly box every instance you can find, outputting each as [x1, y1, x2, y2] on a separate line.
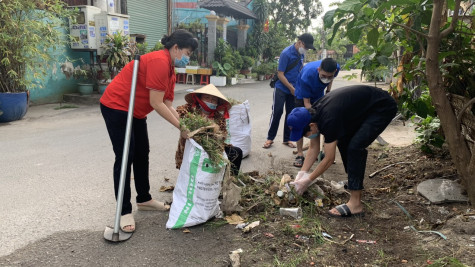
[325, 0, 475, 205]
[268, 0, 323, 39]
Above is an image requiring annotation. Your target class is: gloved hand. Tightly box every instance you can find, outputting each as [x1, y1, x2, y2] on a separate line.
[295, 171, 308, 182]
[290, 174, 313, 195]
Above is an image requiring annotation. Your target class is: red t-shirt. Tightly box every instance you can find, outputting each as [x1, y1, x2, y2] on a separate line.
[100, 50, 176, 119]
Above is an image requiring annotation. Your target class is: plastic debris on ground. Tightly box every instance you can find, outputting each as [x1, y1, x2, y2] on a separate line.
[242, 221, 260, 233]
[229, 248, 243, 267]
[322, 232, 333, 239]
[279, 207, 302, 219]
[235, 223, 248, 229]
[264, 233, 274, 238]
[295, 235, 310, 243]
[330, 180, 347, 194]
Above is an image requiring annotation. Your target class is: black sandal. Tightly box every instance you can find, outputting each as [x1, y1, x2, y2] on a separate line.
[293, 156, 305, 167]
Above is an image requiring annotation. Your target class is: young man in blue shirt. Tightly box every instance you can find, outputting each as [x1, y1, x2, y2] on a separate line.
[293, 58, 340, 167]
[263, 33, 315, 149]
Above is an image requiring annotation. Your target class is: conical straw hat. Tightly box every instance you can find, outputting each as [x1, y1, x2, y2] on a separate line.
[184, 84, 231, 109]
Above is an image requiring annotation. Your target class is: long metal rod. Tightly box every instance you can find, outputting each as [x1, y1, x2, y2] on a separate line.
[112, 55, 141, 238]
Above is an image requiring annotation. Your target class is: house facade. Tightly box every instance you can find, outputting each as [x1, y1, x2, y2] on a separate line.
[30, 0, 170, 104]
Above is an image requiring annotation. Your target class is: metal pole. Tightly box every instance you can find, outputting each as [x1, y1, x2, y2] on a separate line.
[111, 54, 141, 241]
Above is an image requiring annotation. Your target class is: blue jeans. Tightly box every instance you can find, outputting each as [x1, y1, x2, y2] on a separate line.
[266, 87, 295, 142]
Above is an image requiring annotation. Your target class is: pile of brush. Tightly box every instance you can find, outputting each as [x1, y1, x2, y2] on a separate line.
[180, 112, 226, 166]
[227, 97, 242, 106]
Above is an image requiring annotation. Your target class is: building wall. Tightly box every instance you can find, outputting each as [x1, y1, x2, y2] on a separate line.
[172, 0, 250, 30]
[128, 0, 168, 49]
[29, 29, 95, 105]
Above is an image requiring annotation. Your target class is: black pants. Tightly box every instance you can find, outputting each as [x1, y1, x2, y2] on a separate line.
[100, 104, 152, 215]
[338, 99, 397, 191]
[225, 145, 243, 176]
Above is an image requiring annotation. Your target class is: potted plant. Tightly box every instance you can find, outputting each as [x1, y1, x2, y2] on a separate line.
[210, 62, 231, 87]
[101, 31, 133, 79]
[0, 0, 76, 123]
[73, 65, 97, 96]
[255, 63, 267, 81]
[97, 69, 111, 94]
[266, 62, 277, 80]
[240, 56, 255, 75]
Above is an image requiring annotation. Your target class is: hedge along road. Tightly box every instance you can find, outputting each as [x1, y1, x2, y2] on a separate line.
[0, 75, 363, 264]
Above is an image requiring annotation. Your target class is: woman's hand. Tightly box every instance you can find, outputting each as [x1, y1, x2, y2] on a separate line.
[180, 127, 190, 139]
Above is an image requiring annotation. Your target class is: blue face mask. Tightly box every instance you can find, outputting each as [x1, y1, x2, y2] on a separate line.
[174, 54, 190, 68]
[306, 132, 320, 139]
[203, 101, 217, 110]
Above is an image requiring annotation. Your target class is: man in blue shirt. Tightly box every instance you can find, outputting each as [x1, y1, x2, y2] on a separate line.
[263, 33, 315, 149]
[293, 58, 340, 167]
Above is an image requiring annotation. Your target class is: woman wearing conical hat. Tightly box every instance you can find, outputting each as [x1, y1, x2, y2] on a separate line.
[175, 84, 243, 175]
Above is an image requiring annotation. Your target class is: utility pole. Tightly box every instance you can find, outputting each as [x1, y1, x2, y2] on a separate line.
[321, 17, 327, 59]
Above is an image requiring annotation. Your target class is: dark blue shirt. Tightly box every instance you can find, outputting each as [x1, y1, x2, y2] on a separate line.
[275, 44, 304, 95]
[295, 60, 340, 103]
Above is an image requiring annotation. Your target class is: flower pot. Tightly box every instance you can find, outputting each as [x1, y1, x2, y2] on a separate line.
[0, 92, 28, 123]
[78, 83, 94, 95]
[240, 69, 250, 75]
[98, 83, 108, 94]
[258, 75, 265, 81]
[210, 76, 227, 87]
[229, 77, 237, 85]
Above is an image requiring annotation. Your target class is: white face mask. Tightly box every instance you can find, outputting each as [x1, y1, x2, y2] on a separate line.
[298, 47, 307, 55]
[203, 101, 217, 110]
[319, 75, 333, 84]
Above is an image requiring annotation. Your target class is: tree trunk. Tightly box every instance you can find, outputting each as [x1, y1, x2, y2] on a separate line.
[425, 0, 475, 205]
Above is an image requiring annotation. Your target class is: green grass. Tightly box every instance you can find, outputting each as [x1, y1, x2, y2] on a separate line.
[429, 256, 467, 267]
[205, 219, 228, 229]
[273, 252, 311, 267]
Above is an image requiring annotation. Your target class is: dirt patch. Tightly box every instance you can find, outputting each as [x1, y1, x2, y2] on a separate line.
[1, 121, 473, 266]
[234, 144, 474, 266]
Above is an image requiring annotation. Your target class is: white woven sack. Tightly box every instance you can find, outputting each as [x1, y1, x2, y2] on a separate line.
[166, 139, 227, 229]
[229, 100, 252, 157]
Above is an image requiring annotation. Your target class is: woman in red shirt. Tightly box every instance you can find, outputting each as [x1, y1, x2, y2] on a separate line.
[100, 30, 198, 233]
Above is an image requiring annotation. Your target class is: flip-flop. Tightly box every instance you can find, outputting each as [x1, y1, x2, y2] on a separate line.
[120, 213, 135, 233]
[328, 204, 365, 218]
[293, 156, 305, 167]
[282, 142, 296, 148]
[262, 140, 274, 149]
[137, 200, 170, 211]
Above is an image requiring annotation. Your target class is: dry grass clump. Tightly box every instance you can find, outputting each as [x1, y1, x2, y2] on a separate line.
[180, 112, 226, 165]
[227, 97, 243, 106]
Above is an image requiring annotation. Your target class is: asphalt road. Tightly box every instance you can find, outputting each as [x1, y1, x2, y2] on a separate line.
[0, 74, 363, 264]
